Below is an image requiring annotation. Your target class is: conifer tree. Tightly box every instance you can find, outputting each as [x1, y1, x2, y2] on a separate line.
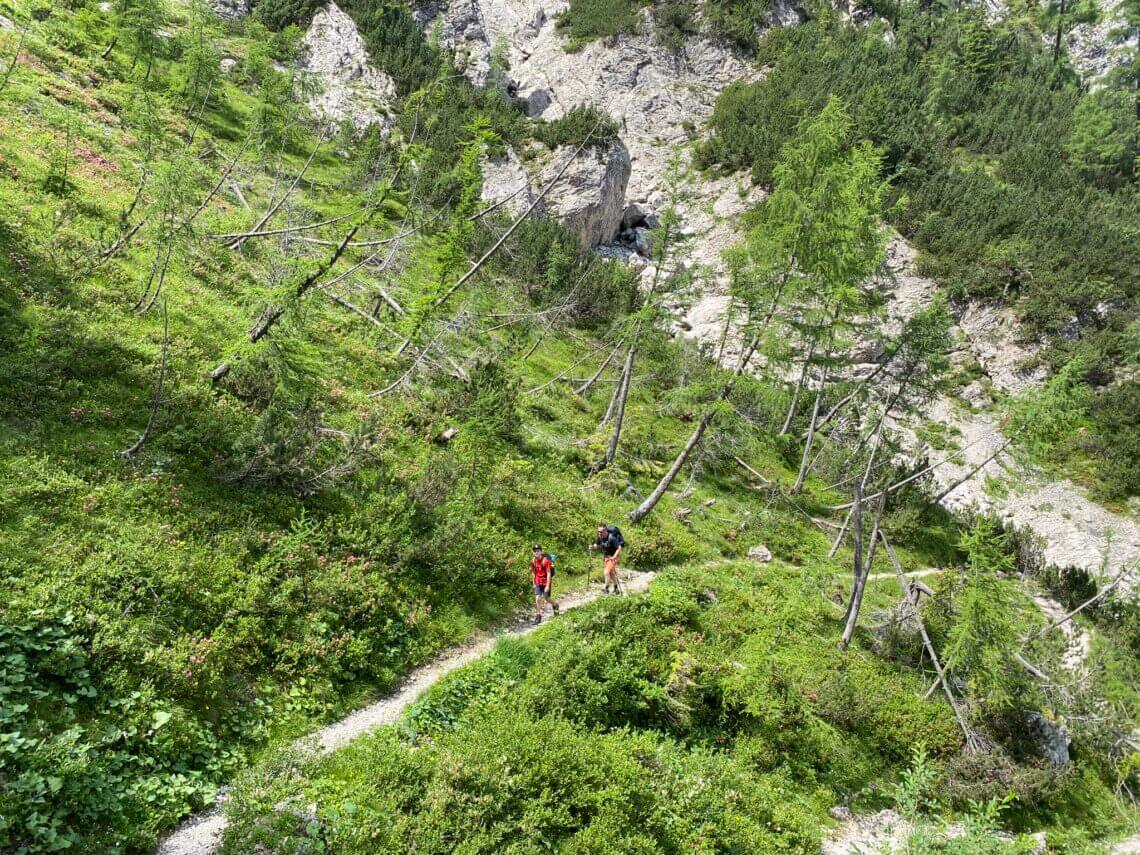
[631, 98, 889, 521]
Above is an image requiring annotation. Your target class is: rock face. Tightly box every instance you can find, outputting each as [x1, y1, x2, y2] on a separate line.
[480, 146, 536, 216]
[419, 0, 767, 259]
[300, 2, 397, 134]
[1025, 711, 1071, 766]
[540, 140, 631, 248]
[433, 0, 1140, 589]
[1067, 0, 1138, 83]
[213, 0, 250, 20]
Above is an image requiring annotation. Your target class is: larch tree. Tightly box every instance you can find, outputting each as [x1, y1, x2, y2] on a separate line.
[630, 97, 889, 522]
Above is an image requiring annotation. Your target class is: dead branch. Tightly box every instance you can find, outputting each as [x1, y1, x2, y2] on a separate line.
[467, 183, 527, 222]
[229, 135, 324, 250]
[881, 530, 981, 752]
[210, 219, 364, 381]
[207, 207, 364, 240]
[526, 341, 607, 394]
[1033, 560, 1137, 641]
[732, 455, 772, 484]
[416, 124, 607, 336]
[827, 437, 988, 510]
[576, 338, 625, 395]
[929, 438, 1011, 503]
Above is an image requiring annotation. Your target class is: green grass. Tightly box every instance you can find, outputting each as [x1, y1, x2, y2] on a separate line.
[2, 1, 1138, 851]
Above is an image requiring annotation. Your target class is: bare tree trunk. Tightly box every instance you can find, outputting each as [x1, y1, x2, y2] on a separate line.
[828, 509, 851, 558]
[629, 409, 713, 523]
[1033, 559, 1136, 639]
[601, 347, 635, 470]
[840, 488, 886, 649]
[791, 374, 826, 495]
[576, 338, 624, 395]
[781, 338, 816, 434]
[880, 531, 980, 752]
[628, 335, 762, 523]
[230, 136, 324, 250]
[845, 481, 863, 624]
[210, 220, 362, 381]
[930, 439, 1012, 504]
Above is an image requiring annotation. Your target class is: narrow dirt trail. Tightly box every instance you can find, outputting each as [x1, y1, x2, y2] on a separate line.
[156, 569, 656, 855]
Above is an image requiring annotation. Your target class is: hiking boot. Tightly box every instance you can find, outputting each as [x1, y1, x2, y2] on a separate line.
[532, 614, 542, 625]
[552, 603, 560, 615]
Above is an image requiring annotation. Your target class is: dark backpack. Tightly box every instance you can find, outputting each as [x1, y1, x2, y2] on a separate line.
[544, 553, 557, 576]
[606, 525, 625, 548]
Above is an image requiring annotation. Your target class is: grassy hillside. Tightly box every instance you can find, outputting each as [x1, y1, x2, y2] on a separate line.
[223, 557, 1135, 853]
[1, 0, 1138, 852]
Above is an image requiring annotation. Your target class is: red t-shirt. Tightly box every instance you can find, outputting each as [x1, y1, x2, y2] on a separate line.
[531, 555, 552, 586]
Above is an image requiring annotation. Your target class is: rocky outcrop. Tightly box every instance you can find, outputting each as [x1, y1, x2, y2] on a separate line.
[881, 236, 1140, 588]
[1025, 711, 1072, 766]
[213, 0, 250, 20]
[540, 140, 631, 248]
[480, 146, 536, 216]
[419, 0, 767, 266]
[300, 2, 397, 134]
[1067, 0, 1138, 83]
[479, 139, 631, 248]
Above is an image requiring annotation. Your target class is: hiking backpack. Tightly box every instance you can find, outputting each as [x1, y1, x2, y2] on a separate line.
[606, 525, 625, 548]
[544, 552, 557, 576]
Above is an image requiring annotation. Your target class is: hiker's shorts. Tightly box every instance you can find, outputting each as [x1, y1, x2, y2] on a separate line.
[534, 584, 552, 597]
[604, 555, 619, 576]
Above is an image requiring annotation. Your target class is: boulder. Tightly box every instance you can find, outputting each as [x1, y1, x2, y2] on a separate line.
[748, 545, 773, 563]
[1026, 711, 1071, 767]
[524, 88, 552, 118]
[621, 203, 660, 231]
[541, 139, 631, 249]
[300, 2, 397, 134]
[633, 226, 655, 257]
[219, 56, 238, 74]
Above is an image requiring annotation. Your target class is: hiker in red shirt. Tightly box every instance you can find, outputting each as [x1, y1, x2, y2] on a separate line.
[530, 544, 559, 624]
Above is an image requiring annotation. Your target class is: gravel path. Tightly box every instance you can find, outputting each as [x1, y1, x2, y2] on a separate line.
[155, 569, 656, 855]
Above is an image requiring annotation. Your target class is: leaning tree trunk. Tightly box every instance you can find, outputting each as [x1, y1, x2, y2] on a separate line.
[791, 373, 826, 495]
[840, 488, 887, 649]
[880, 530, 981, 752]
[629, 410, 714, 523]
[600, 346, 635, 470]
[628, 335, 762, 523]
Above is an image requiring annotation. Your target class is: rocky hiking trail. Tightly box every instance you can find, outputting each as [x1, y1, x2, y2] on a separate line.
[155, 561, 965, 855]
[156, 569, 657, 855]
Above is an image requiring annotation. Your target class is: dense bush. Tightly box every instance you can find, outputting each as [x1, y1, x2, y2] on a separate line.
[494, 217, 638, 328]
[224, 562, 969, 852]
[556, 0, 643, 47]
[533, 104, 621, 150]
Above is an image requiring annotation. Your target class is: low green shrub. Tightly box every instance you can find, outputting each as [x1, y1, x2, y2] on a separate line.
[533, 105, 621, 150]
[556, 0, 642, 47]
